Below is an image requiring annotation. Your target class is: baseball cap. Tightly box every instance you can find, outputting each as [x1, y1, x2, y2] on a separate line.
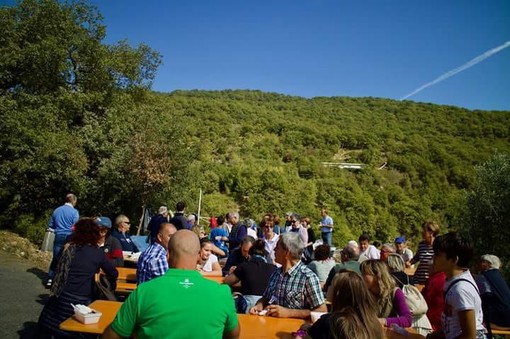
[394, 236, 406, 244]
[97, 216, 112, 229]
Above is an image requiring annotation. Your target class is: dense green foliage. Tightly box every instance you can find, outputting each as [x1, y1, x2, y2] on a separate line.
[1, 1, 510, 266]
[458, 154, 510, 274]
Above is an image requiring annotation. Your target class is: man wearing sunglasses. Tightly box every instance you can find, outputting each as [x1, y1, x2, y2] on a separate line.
[112, 214, 139, 253]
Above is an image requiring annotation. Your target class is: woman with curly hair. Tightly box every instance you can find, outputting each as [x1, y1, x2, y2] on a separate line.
[38, 218, 118, 338]
[360, 259, 412, 328]
[295, 270, 384, 339]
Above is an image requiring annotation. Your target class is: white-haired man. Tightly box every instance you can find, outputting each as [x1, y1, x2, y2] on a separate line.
[249, 232, 327, 319]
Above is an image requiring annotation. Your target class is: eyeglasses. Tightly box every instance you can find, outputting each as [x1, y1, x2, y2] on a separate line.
[124, 221, 131, 225]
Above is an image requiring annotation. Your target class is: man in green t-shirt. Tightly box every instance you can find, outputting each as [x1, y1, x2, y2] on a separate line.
[103, 230, 240, 339]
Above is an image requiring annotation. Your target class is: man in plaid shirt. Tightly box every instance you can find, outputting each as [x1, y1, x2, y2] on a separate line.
[137, 223, 177, 284]
[249, 232, 327, 319]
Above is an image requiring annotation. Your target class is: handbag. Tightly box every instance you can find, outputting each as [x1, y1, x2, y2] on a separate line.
[94, 274, 117, 301]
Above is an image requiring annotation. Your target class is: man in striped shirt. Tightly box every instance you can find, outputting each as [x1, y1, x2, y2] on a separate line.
[249, 232, 327, 319]
[137, 222, 177, 284]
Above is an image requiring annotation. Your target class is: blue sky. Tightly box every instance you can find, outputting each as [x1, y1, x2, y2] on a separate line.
[23, 1, 510, 110]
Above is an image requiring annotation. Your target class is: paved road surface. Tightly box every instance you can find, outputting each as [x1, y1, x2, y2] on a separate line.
[0, 252, 48, 338]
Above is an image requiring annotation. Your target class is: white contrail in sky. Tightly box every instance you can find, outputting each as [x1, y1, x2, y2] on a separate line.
[401, 41, 510, 100]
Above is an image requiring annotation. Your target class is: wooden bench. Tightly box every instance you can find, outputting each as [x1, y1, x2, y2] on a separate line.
[115, 267, 137, 293]
[492, 329, 510, 338]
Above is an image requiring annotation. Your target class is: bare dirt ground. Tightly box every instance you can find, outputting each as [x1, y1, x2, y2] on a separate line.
[0, 230, 52, 338]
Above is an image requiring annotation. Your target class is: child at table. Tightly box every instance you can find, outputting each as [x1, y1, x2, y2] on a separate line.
[426, 232, 486, 339]
[293, 270, 384, 339]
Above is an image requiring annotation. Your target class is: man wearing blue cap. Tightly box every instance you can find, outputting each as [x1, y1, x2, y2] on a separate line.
[394, 236, 413, 268]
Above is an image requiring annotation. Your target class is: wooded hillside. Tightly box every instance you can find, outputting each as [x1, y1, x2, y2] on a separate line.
[1, 1, 509, 266]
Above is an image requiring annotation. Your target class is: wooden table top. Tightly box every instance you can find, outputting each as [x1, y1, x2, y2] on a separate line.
[385, 327, 425, 339]
[203, 275, 224, 283]
[59, 300, 424, 339]
[123, 252, 139, 264]
[59, 300, 122, 334]
[238, 314, 304, 338]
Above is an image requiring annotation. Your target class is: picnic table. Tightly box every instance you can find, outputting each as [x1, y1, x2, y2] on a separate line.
[59, 300, 424, 338]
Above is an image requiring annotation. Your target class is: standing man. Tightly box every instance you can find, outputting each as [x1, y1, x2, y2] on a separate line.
[228, 212, 247, 251]
[147, 206, 170, 243]
[169, 201, 188, 230]
[319, 209, 333, 246]
[103, 230, 240, 339]
[261, 214, 279, 265]
[46, 193, 79, 287]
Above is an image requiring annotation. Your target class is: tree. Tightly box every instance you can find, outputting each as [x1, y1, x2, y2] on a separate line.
[459, 153, 510, 275]
[0, 0, 161, 95]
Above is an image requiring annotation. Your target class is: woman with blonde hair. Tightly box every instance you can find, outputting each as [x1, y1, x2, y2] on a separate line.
[296, 270, 384, 339]
[360, 259, 412, 328]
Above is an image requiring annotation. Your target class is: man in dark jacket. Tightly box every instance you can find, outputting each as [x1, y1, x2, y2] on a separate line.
[112, 214, 139, 253]
[476, 254, 510, 328]
[169, 201, 188, 230]
[148, 206, 170, 243]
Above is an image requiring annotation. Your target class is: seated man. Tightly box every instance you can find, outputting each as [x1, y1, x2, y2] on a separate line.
[111, 214, 139, 253]
[209, 225, 229, 258]
[475, 254, 510, 329]
[395, 236, 413, 268]
[103, 230, 240, 339]
[323, 244, 360, 296]
[380, 243, 396, 262]
[223, 236, 255, 276]
[358, 233, 380, 262]
[249, 232, 327, 319]
[136, 222, 176, 284]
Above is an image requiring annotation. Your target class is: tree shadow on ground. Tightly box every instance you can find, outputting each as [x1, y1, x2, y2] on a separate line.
[36, 293, 50, 306]
[27, 267, 47, 287]
[18, 321, 40, 339]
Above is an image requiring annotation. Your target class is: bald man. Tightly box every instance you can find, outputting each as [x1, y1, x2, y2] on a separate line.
[103, 230, 240, 339]
[136, 222, 177, 284]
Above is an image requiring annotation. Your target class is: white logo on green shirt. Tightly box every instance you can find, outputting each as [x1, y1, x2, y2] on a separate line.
[179, 278, 194, 289]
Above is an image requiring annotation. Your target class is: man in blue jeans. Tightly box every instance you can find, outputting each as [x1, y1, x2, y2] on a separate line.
[46, 193, 79, 287]
[319, 209, 333, 246]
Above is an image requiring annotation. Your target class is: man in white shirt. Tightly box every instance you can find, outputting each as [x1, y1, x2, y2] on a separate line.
[358, 233, 380, 262]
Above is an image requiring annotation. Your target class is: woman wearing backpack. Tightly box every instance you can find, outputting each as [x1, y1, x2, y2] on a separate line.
[388, 254, 433, 336]
[361, 259, 413, 328]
